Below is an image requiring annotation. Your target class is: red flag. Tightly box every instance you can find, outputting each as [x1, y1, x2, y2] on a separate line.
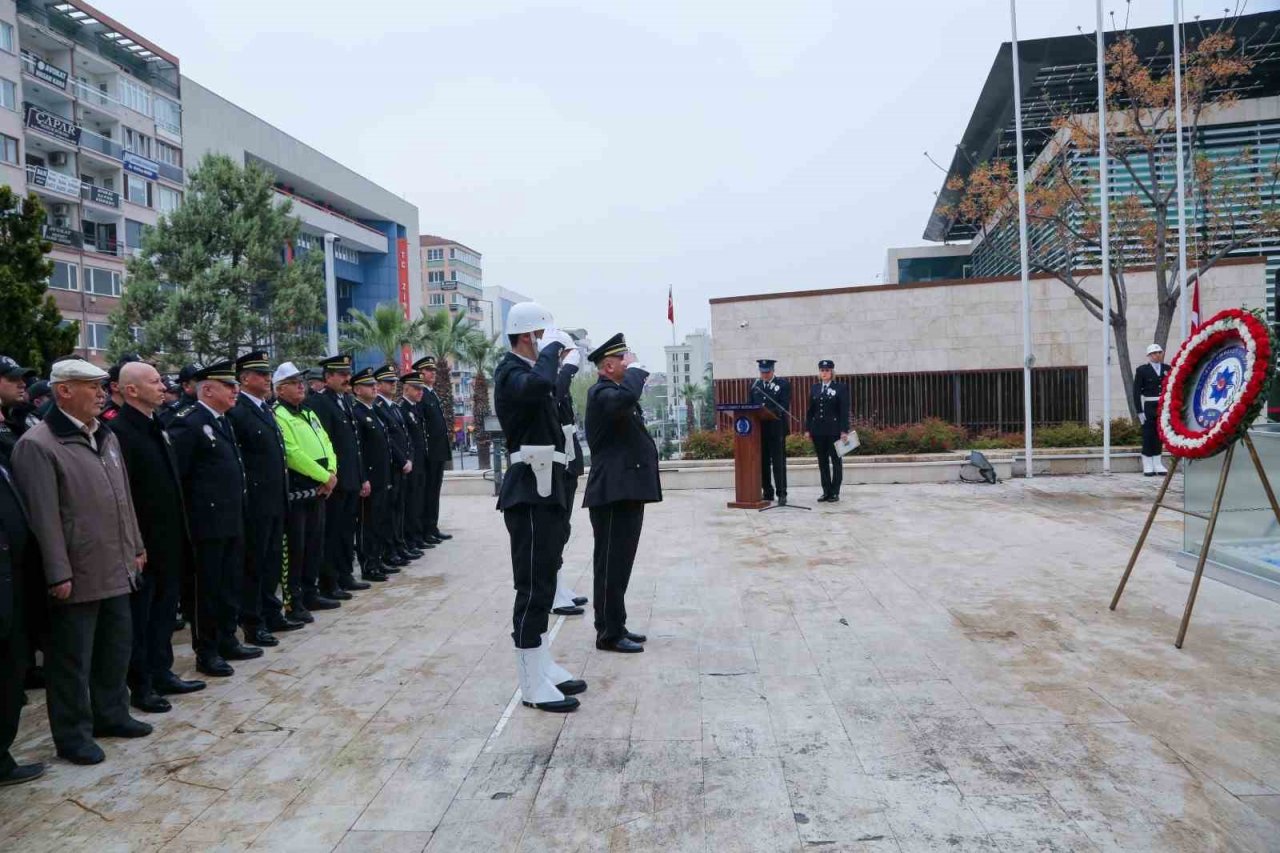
[1190, 276, 1201, 332]
[667, 285, 674, 324]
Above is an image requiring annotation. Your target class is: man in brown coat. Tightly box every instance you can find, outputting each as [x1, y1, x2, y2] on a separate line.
[11, 358, 151, 765]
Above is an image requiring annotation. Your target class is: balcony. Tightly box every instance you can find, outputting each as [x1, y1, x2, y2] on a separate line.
[23, 101, 78, 149]
[81, 183, 121, 210]
[83, 238, 121, 257]
[20, 52, 71, 98]
[72, 79, 120, 120]
[42, 223, 83, 249]
[80, 127, 123, 161]
[26, 163, 81, 201]
[157, 160, 184, 185]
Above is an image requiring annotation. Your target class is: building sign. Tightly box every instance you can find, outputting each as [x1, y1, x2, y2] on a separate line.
[27, 164, 81, 199]
[23, 103, 80, 145]
[123, 151, 159, 180]
[42, 224, 82, 248]
[440, 281, 457, 291]
[87, 184, 121, 208]
[397, 237, 411, 370]
[28, 55, 68, 90]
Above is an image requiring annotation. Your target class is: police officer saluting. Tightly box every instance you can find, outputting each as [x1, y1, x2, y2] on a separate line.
[749, 358, 791, 505]
[805, 359, 851, 502]
[351, 368, 394, 582]
[1134, 343, 1169, 477]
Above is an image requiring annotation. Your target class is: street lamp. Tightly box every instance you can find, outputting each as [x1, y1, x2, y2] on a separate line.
[323, 233, 340, 354]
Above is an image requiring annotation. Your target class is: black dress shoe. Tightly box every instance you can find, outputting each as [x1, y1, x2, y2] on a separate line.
[828, 494, 840, 502]
[595, 637, 644, 653]
[196, 655, 234, 677]
[778, 496, 788, 506]
[401, 549, 423, 560]
[23, 665, 44, 690]
[219, 643, 265, 661]
[572, 596, 588, 606]
[624, 631, 647, 643]
[521, 695, 579, 712]
[432, 531, 453, 541]
[382, 565, 402, 575]
[94, 717, 153, 739]
[287, 605, 314, 624]
[816, 495, 831, 503]
[762, 495, 775, 503]
[57, 743, 105, 765]
[304, 595, 341, 610]
[131, 691, 172, 714]
[555, 679, 587, 696]
[553, 605, 584, 616]
[424, 535, 443, 546]
[339, 577, 371, 592]
[173, 612, 187, 632]
[245, 628, 279, 648]
[324, 588, 353, 601]
[154, 673, 206, 695]
[266, 615, 305, 632]
[0, 762, 45, 786]
[383, 554, 409, 568]
[362, 571, 388, 583]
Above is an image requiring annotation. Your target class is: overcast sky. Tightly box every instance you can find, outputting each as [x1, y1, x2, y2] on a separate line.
[106, 0, 1279, 366]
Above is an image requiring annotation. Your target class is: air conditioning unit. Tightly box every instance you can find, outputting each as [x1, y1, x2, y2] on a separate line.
[51, 203, 71, 217]
[49, 151, 69, 167]
[52, 216, 70, 228]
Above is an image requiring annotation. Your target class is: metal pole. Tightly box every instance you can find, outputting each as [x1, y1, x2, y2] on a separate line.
[1010, 0, 1035, 478]
[1173, 0, 1190, 340]
[1097, 0, 1112, 475]
[323, 233, 339, 355]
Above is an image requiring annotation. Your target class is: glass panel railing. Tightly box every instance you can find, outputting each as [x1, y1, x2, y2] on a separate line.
[20, 52, 70, 92]
[81, 183, 121, 209]
[71, 79, 119, 113]
[157, 161, 184, 185]
[79, 128, 123, 160]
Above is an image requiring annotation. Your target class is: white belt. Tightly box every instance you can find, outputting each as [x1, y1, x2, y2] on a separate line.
[1141, 396, 1160, 404]
[509, 446, 567, 497]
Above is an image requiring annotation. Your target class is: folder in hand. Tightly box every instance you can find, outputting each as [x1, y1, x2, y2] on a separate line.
[834, 431, 859, 457]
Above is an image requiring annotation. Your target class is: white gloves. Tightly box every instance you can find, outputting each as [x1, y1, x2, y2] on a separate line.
[564, 348, 582, 369]
[538, 327, 575, 353]
[1138, 413, 1146, 425]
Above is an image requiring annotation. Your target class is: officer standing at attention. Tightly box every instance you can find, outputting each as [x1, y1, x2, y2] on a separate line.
[494, 303, 584, 713]
[805, 359, 851, 503]
[227, 352, 300, 646]
[584, 334, 662, 653]
[167, 359, 262, 678]
[351, 368, 393, 582]
[159, 364, 200, 427]
[398, 372, 430, 552]
[305, 354, 369, 603]
[1134, 343, 1169, 477]
[749, 359, 791, 505]
[412, 356, 452, 545]
[374, 365, 419, 567]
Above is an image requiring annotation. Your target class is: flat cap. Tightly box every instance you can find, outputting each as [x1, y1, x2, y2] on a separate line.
[50, 358, 108, 383]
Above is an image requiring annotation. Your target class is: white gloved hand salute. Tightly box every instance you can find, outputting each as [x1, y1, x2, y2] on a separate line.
[622, 351, 647, 372]
[537, 327, 565, 353]
[564, 347, 582, 369]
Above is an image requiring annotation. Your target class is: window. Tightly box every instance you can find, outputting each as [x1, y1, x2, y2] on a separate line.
[296, 232, 317, 250]
[49, 260, 78, 291]
[0, 22, 12, 54]
[157, 186, 181, 214]
[427, 270, 444, 283]
[123, 127, 152, 157]
[154, 96, 180, 136]
[125, 219, 146, 252]
[0, 78, 13, 111]
[0, 133, 16, 165]
[333, 244, 359, 264]
[426, 248, 444, 261]
[126, 174, 151, 207]
[683, 353, 689, 362]
[119, 77, 152, 117]
[429, 293, 445, 306]
[155, 140, 180, 168]
[86, 322, 112, 350]
[84, 266, 121, 297]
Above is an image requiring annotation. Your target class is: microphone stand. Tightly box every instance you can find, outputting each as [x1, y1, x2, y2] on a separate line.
[750, 379, 810, 512]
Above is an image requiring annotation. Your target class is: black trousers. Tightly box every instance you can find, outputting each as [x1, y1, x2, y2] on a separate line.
[761, 430, 788, 499]
[241, 512, 284, 628]
[323, 487, 359, 588]
[813, 435, 843, 497]
[1142, 400, 1162, 456]
[590, 501, 645, 643]
[506, 503, 567, 649]
[45, 595, 132, 752]
[423, 460, 445, 535]
[0, 615, 28, 775]
[404, 465, 426, 543]
[361, 485, 391, 571]
[559, 477, 579, 570]
[388, 469, 406, 554]
[285, 496, 325, 604]
[192, 536, 244, 655]
[128, 559, 180, 691]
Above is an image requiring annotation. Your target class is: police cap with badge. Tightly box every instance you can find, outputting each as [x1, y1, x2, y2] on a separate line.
[374, 364, 399, 384]
[351, 367, 376, 387]
[588, 333, 628, 365]
[235, 350, 271, 377]
[411, 355, 437, 372]
[319, 353, 354, 374]
[194, 358, 238, 384]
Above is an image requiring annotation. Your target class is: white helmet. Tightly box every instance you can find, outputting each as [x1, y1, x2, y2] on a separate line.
[506, 301, 554, 337]
[1146, 343, 1164, 355]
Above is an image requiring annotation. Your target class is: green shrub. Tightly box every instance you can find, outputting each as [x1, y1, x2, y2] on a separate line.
[1035, 422, 1100, 448]
[1108, 417, 1142, 445]
[966, 431, 1023, 450]
[684, 429, 734, 459]
[901, 418, 966, 453]
[785, 434, 811, 457]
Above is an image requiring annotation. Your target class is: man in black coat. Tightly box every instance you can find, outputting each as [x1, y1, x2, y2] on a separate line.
[374, 365, 419, 567]
[111, 363, 206, 713]
[1134, 343, 1170, 477]
[159, 363, 200, 428]
[227, 352, 300, 647]
[584, 333, 662, 654]
[412, 355, 452, 544]
[749, 358, 792, 505]
[398, 373, 430, 552]
[352, 368, 393, 582]
[0, 455, 44, 786]
[805, 359, 851, 503]
[168, 359, 262, 678]
[305, 354, 369, 602]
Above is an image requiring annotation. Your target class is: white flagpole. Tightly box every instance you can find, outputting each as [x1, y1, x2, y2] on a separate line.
[1173, 0, 1190, 340]
[1010, 0, 1034, 478]
[1098, 0, 1112, 475]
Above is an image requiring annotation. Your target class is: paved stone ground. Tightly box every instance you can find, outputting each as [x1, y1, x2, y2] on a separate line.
[2, 475, 1279, 852]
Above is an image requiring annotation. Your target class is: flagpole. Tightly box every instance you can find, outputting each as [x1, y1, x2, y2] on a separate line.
[1010, 0, 1035, 479]
[1173, 0, 1190, 340]
[1098, 0, 1112, 475]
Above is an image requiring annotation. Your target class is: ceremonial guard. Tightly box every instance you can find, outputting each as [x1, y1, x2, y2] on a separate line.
[352, 368, 393, 582]
[584, 334, 662, 653]
[398, 372, 431, 551]
[168, 359, 261, 677]
[805, 359, 851, 502]
[273, 363, 337, 624]
[227, 352, 299, 646]
[305, 354, 369, 602]
[412, 356, 452, 544]
[1134, 343, 1170, 477]
[552, 342, 588, 616]
[749, 359, 791, 504]
[494, 303, 584, 713]
[374, 365, 419, 567]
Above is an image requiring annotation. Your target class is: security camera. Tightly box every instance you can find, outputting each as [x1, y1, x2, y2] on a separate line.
[738, 320, 750, 329]
[324, 233, 341, 245]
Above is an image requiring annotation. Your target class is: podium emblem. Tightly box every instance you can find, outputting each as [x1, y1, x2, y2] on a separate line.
[734, 416, 752, 436]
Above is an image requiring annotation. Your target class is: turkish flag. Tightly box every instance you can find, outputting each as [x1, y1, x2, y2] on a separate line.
[1190, 277, 1201, 332]
[667, 285, 674, 324]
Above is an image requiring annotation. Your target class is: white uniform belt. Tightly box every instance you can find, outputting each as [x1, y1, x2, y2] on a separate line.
[509, 450, 567, 465]
[1141, 396, 1160, 404]
[509, 446, 566, 497]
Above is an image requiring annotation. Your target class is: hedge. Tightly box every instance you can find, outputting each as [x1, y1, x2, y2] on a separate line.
[681, 417, 1145, 460]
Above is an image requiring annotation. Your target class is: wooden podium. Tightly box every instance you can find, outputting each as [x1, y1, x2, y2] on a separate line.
[715, 403, 777, 509]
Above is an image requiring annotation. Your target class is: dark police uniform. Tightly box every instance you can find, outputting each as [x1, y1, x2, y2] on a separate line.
[399, 374, 430, 550]
[352, 369, 393, 580]
[0, 459, 41, 782]
[226, 352, 290, 642]
[805, 359, 851, 501]
[374, 365, 412, 564]
[1134, 358, 1168, 463]
[583, 334, 662, 649]
[167, 360, 260, 675]
[494, 341, 568, 649]
[749, 359, 791, 502]
[305, 355, 365, 595]
[555, 361, 585, 591]
[413, 355, 451, 541]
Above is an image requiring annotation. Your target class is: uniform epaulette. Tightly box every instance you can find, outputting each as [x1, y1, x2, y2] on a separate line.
[175, 404, 196, 418]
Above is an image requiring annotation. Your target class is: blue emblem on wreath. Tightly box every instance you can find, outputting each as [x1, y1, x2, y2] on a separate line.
[734, 416, 752, 436]
[1192, 345, 1247, 430]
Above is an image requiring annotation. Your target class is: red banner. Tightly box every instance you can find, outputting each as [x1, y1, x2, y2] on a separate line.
[397, 238, 411, 370]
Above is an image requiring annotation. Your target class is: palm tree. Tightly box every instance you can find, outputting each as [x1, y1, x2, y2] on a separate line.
[340, 303, 418, 366]
[416, 308, 482, 466]
[458, 331, 502, 468]
[681, 382, 702, 437]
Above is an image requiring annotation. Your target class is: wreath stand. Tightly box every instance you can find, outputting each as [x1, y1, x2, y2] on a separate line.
[1110, 432, 1280, 648]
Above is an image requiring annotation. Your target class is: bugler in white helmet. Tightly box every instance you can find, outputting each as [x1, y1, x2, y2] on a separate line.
[505, 302, 555, 337]
[1146, 343, 1164, 355]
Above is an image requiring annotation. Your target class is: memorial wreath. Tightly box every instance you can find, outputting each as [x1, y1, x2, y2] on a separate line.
[1157, 307, 1274, 459]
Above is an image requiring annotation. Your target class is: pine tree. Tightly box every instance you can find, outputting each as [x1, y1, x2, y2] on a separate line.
[0, 188, 78, 371]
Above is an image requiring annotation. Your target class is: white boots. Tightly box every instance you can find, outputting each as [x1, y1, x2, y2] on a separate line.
[1142, 455, 1168, 477]
[516, 647, 578, 712]
[552, 577, 587, 615]
[539, 632, 586, 696]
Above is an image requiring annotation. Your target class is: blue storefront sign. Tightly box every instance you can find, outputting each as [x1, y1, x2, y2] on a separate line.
[123, 150, 160, 180]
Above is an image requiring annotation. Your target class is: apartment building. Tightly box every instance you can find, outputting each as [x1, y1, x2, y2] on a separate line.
[420, 234, 484, 431]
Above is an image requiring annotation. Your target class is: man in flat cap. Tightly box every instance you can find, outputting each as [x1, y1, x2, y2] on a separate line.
[227, 352, 299, 646]
[584, 333, 662, 654]
[305, 354, 370, 604]
[398, 372, 431, 552]
[806, 359, 851, 502]
[374, 364, 419, 568]
[412, 355, 452, 544]
[1134, 343, 1169, 477]
[750, 358, 791, 505]
[168, 359, 262, 677]
[12, 358, 150, 764]
[351, 368, 393, 583]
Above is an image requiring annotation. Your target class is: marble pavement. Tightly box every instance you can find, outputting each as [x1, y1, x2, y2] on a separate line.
[2, 475, 1279, 851]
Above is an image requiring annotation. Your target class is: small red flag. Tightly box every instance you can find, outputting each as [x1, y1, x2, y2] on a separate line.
[667, 286, 674, 324]
[1190, 276, 1201, 332]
